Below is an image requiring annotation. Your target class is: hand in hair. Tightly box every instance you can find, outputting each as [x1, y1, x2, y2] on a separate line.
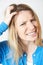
[4, 5, 17, 25]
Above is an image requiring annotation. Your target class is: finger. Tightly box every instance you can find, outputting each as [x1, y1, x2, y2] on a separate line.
[6, 6, 14, 13]
[10, 12, 17, 17]
[8, 6, 14, 11]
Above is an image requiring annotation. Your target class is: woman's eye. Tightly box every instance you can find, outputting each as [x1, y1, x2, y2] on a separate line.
[20, 22, 26, 26]
[31, 18, 36, 22]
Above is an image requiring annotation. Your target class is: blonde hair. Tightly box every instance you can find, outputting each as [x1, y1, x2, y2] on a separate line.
[8, 4, 42, 65]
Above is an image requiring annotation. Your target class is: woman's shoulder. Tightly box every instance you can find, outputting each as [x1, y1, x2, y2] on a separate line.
[39, 39, 43, 52]
[0, 41, 9, 63]
[0, 41, 10, 51]
[0, 40, 8, 46]
[0, 41, 15, 65]
[38, 46, 43, 54]
[0, 41, 10, 61]
[0, 41, 14, 64]
[0, 40, 11, 56]
[0, 40, 10, 55]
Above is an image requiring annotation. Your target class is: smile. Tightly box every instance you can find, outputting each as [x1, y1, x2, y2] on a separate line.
[26, 31, 37, 36]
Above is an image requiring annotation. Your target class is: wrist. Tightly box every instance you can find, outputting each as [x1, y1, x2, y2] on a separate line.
[1, 21, 8, 28]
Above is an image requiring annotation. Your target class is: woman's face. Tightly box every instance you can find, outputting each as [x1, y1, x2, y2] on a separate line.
[15, 11, 38, 42]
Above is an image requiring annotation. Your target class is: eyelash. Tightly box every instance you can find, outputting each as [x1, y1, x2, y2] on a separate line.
[20, 22, 26, 26]
[30, 19, 36, 22]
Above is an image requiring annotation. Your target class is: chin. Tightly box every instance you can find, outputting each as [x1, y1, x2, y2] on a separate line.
[25, 36, 37, 42]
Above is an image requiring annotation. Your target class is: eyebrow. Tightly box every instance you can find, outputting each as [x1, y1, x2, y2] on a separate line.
[30, 18, 36, 22]
[20, 21, 27, 26]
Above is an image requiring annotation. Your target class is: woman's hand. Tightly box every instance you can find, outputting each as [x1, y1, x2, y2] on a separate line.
[4, 6, 17, 25]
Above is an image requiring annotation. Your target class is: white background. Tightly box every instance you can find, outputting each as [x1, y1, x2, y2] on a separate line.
[0, 0, 43, 41]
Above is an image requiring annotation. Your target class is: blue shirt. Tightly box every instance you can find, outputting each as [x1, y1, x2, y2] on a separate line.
[0, 22, 43, 65]
[0, 41, 43, 65]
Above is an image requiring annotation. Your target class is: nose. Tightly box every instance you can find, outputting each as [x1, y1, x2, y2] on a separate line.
[26, 21, 35, 31]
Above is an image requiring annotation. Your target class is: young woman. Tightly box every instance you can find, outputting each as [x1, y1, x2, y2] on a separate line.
[0, 4, 43, 65]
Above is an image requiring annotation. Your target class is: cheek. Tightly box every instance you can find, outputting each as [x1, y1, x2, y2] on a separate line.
[18, 28, 25, 35]
[18, 26, 26, 33]
[33, 21, 38, 26]
[17, 27, 25, 38]
[33, 22, 38, 31]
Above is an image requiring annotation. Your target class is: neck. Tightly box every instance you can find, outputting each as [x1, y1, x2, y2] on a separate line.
[19, 38, 37, 55]
[26, 41, 37, 56]
[22, 40, 37, 55]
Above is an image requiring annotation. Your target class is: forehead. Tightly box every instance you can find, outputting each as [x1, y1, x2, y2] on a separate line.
[15, 11, 34, 24]
[18, 11, 33, 18]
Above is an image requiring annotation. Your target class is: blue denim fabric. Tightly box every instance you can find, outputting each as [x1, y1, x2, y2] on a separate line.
[0, 41, 43, 65]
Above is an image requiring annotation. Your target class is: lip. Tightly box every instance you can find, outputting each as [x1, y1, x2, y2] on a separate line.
[26, 31, 37, 36]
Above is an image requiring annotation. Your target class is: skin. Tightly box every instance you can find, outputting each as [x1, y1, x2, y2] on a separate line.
[4, 6, 17, 25]
[15, 11, 38, 43]
[14, 11, 39, 62]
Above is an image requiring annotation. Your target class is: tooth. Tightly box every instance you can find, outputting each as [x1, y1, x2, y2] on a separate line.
[28, 32, 35, 35]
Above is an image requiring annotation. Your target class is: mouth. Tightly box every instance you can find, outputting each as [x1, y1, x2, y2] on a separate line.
[26, 31, 37, 37]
